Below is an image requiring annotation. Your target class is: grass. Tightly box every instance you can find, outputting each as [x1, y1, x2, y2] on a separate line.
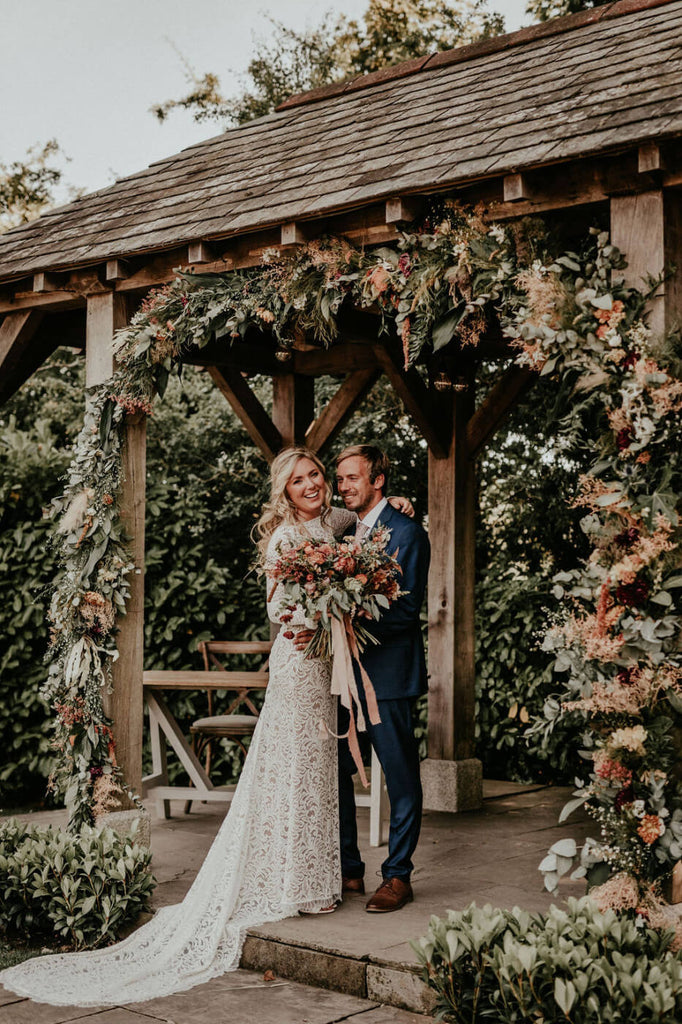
[0, 938, 45, 970]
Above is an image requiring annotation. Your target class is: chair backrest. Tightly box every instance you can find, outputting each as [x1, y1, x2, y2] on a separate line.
[199, 640, 272, 672]
[198, 640, 273, 717]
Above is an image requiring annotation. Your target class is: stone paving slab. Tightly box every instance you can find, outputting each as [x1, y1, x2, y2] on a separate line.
[0, 971, 429, 1024]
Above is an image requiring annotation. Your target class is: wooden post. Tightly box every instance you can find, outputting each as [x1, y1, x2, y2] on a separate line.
[610, 189, 682, 345]
[272, 373, 315, 446]
[421, 385, 482, 812]
[86, 292, 145, 801]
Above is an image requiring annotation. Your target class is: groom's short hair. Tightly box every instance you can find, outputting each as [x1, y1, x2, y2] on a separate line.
[336, 444, 390, 494]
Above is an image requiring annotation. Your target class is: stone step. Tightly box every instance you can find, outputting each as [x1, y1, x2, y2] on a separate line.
[241, 928, 436, 1016]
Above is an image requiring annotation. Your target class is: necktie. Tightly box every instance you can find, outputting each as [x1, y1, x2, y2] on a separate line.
[355, 521, 370, 541]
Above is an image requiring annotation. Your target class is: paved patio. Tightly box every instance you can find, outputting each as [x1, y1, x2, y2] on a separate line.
[0, 782, 591, 1023]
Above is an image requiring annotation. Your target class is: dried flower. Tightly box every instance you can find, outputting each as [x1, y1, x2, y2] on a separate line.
[637, 814, 665, 845]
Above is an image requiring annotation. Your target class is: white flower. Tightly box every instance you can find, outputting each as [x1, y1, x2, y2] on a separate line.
[489, 224, 506, 244]
[632, 800, 646, 818]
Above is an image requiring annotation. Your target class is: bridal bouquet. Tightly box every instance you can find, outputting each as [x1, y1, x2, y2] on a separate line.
[267, 524, 406, 660]
[267, 525, 407, 786]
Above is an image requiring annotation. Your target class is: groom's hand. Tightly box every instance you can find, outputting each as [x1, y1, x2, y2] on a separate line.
[293, 628, 315, 652]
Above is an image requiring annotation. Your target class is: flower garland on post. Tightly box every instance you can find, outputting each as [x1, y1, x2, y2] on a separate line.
[44, 206, 682, 926]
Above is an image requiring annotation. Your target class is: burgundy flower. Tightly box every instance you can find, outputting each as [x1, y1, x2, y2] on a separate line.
[616, 667, 634, 686]
[398, 253, 413, 278]
[615, 578, 650, 607]
[614, 784, 634, 812]
[89, 766, 103, 780]
[622, 351, 639, 370]
[616, 427, 634, 452]
[615, 527, 640, 549]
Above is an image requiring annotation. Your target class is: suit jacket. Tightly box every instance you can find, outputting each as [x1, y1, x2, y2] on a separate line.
[358, 503, 430, 701]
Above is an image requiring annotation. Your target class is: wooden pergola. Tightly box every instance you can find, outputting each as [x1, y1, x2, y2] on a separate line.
[1, 0, 681, 814]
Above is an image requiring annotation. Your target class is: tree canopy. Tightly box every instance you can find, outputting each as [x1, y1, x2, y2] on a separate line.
[152, 0, 505, 127]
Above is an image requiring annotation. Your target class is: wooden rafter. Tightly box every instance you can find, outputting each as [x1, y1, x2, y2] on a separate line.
[371, 343, 450, 459]
[208, 365, 282, 463]
[305, 368, 380, 455]
[465, 364, 536, 459]
[0, 310, 49, 404]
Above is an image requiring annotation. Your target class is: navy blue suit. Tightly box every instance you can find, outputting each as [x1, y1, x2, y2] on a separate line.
[339, 502, 430, 882]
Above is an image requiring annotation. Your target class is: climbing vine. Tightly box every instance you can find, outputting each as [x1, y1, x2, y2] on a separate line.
[44, 206, 682, 923]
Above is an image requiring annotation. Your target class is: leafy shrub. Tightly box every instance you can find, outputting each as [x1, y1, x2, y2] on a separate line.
[413, 897, 682, 1023]
[475, 569, 580, 783]
[0, 818, 155, 950]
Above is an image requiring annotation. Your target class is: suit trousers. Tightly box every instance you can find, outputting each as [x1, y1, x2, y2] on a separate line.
[338, 695, 423, 882]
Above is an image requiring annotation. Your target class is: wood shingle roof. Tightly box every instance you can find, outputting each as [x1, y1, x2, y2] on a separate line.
[0, 0, 681, 283]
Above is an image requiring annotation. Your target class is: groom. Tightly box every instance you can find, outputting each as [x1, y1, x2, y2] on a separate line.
[298, 444, 430, 912]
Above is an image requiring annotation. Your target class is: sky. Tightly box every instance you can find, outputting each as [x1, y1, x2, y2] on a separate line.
[1, 0, 529, 203]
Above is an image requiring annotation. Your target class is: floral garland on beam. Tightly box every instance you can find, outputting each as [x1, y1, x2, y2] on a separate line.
[45, 208, 682, 926]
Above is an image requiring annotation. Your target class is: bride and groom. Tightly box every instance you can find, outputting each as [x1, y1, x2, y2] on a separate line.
[0, 443, 430, 1008]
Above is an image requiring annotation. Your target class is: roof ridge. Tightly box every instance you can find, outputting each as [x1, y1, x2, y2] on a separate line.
[276, 0, 678, 112]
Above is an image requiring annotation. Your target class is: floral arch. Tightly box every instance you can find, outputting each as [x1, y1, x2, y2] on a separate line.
[46, 206, 682, 911]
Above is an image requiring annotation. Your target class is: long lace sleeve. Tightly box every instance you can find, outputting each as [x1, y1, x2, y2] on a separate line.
[326, 506, 357, 539]
[265, 526, 314, 627]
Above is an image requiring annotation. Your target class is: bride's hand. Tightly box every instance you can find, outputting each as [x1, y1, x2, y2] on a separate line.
[388, 495, 415, 518]
[292, 628, 315, 652]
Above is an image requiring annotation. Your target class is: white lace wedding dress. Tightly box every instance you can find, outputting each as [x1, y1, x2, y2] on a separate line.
[0, 510, 354, 1008]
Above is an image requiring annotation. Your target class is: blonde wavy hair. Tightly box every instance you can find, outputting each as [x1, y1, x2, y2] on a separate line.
[253, 446, 332, 562]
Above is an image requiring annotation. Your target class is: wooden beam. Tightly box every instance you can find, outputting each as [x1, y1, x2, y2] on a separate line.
[281, 222, 305, 246]
[186, 341, 283, 376]
[86, 292, 127, 385]
[427, 386, 477, 762]
[0, 310, 48, 404]
[466, 364, 536, 459]
[105, 259, 129, 282]
[33, 272, 65, 293]
[371, 342, 450, 458]
[114, 410, 146, 800]
[293, 343, 379, 376]
[385, 196, 421, 224]
[188, 242, 214, 264]
[610, 189, 682, 345]
[638, 143, 664, 175]
[502, 173, 530, 203]
[305, 368, 380, 454]
[272, 373, 315, 447]
[85, 293, 144, 803]
[208, 365, 282, 462]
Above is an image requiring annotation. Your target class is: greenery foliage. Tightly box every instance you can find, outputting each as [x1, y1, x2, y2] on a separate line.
[0, 818, 155, 950]
[525, 0, 610, 23]
[413, 897, 682, 1023]
[0, 140, 63, 232]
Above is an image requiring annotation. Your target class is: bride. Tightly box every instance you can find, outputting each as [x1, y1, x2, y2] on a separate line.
[0, 446, 406, 1008]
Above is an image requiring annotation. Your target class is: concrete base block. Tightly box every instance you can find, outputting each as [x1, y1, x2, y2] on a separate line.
[241, 935, 367, 999]
[366, 963, 437, 1016]
[420, 758, 483, 813]
[98, 808, 152, 849]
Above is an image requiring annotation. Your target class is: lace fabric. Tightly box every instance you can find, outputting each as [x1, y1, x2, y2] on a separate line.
[0, 516, 342, 1008]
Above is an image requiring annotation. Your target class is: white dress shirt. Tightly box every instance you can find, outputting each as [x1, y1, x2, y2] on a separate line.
[359, 496, 388, 533]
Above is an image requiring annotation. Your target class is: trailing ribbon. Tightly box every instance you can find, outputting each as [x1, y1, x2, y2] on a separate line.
[328, 614, 381, 788]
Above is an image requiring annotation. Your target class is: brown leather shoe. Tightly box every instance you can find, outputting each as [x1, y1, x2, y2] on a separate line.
[342, 876, 365, 894]
[365, 877, 413, 913]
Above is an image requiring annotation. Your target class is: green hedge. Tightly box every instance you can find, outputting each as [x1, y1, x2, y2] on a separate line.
[0, 818, 154, 949]
[413, 898, 682, 1022]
